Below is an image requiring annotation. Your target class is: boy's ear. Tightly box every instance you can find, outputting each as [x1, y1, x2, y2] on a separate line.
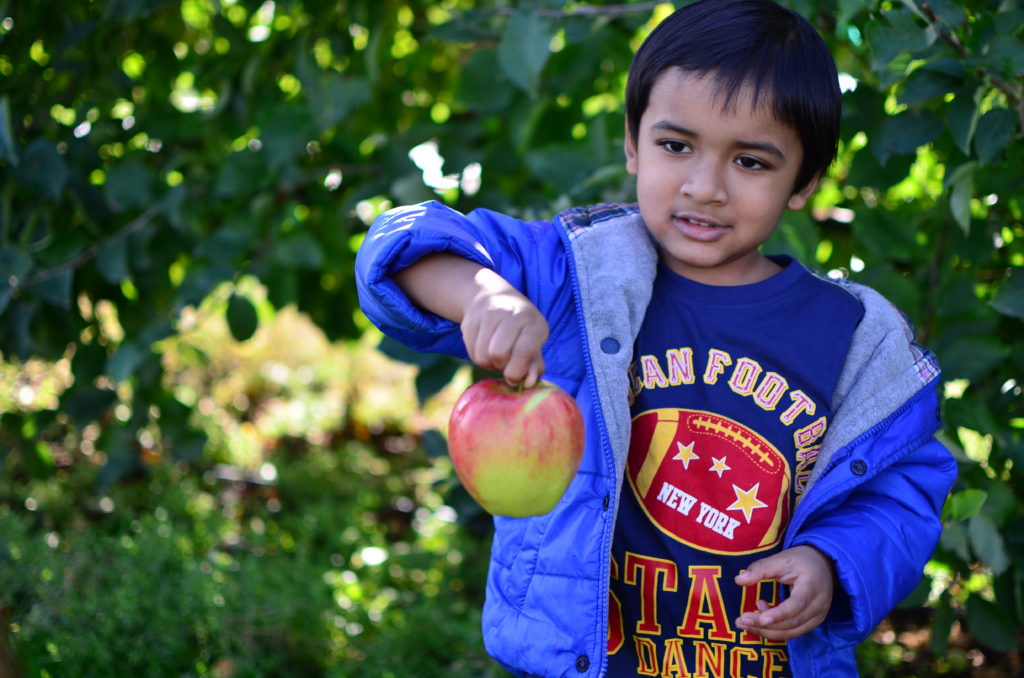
[624, 120, 638, 176]
[787, 174, 820, 211]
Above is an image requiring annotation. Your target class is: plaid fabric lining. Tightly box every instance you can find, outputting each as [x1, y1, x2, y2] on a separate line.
[912, 344, 942, 384]
[555, 202, 640, 240]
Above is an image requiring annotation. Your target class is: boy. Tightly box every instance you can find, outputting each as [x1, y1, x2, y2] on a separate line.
[355, 1, 957, 676]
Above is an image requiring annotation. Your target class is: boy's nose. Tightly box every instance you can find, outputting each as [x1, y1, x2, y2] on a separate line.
[679, 161, 727, 205]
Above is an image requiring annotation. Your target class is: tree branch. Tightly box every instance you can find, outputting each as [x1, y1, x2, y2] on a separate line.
[927, 5, 1024, 131]
[20, 204, 162, 288]
[478, 2, 665, 19]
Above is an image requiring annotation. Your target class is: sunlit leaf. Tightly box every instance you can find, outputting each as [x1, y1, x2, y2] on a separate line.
[943, 488, 987, 521]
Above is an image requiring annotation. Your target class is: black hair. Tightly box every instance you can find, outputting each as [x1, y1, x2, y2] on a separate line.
[625, 0, 841, 192]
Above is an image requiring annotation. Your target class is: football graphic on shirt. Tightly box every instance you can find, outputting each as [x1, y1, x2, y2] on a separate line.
[627, 408, 792, 555]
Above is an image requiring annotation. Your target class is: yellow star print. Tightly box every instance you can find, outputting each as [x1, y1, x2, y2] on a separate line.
[727, 483, 768, 524]
[709, 456, 731, 478]
[672, 441, 699, 469]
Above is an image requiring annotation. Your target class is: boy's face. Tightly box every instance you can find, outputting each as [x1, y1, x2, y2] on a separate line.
[625, 68, 817, 286]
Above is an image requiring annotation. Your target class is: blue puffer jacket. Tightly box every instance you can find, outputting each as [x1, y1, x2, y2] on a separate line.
[355, 200, 958, 678]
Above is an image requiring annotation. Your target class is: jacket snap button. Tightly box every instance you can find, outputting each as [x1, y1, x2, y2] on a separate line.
[602, 494, 610, 510]
[851, 459, 868, 476]
[599, 337, 620, 354]
[576, 654, 590, 672]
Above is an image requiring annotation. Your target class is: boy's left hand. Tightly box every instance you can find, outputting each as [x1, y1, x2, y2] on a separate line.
[733, 545, 835, 641]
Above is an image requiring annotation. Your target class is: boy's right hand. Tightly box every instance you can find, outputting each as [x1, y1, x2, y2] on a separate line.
[392, 253, 548, 388]
[460, 267, 548, 388]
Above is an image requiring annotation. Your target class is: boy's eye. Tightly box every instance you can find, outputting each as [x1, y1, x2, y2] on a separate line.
[659, 140, 691, 154]
[736, 155, 768, 170]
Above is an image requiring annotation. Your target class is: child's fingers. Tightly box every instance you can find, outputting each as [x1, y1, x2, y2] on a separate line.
[734, 556, 787, 587]
[736, 604, 819, 640]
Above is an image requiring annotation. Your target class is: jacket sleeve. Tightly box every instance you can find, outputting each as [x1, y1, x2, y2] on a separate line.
[787, 280, 958, 647]
[790, 405, 957, 646]
[354, 200, 570, 358]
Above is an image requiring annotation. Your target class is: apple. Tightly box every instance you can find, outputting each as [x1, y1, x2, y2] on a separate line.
[447, 378, 585, 517]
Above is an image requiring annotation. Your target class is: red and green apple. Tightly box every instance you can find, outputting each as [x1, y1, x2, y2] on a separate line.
[447, 378, 585, 517]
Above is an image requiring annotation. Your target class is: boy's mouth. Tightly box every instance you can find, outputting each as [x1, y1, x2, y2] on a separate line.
[674, 214, 728, 241]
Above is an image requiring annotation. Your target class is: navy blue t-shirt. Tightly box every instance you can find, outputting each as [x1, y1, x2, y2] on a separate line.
[606, 257, 863, 677]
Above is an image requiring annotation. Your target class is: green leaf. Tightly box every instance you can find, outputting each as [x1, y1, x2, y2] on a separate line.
[940, 521, 971, 562]
[96, 424, 140, 490]
[498, 12, 554, 93]
[14, 139, 68, 200]
[273, 232, 324, 270]
[226, 293, 259, 342]
[990, 268, 1024, 318]
[946, 162, 976, 234]
[60, 385, 118, 428]
[865, 10, 937, 70]
[106, 323, 172, 383]
[987, 34, 1024, 75]
[389, 173, 436, 206]
[973, 108, 1016, 164]
[872, 112, 943, 165]
[930, 596, 955, 656]
[944, 488, 988, 521]
[762, 210, 819, 265]
[214, 149, 268, 198]
[176, 264, 234, 309]
[456, 48, 514, 112]
[414, 358, 461, 405]
[924, 0, 966, 27]
[0, 95, 17, 167]
[31, 269, 73, 309]
[377, 334, 440, 369]
[0, 247, 32, 315]
[525, 145, 595, 195]
[96, 233, 130, 284]
[421, 429, 449, 459]
[896, 573, 931, 608]
[897, 69, 957, 106]
[968, 513, 1010, 575]
[22, 440, 54, 479]
[104, 159, 154, 212]
[938, 335, 1011, 381]
[965, 594, 1018, 652]
[167, 431, 207, 462]
[311, 75, 371, 131]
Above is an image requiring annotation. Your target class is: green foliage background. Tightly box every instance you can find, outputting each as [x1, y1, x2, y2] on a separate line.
[0, 0, 1022, 675]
